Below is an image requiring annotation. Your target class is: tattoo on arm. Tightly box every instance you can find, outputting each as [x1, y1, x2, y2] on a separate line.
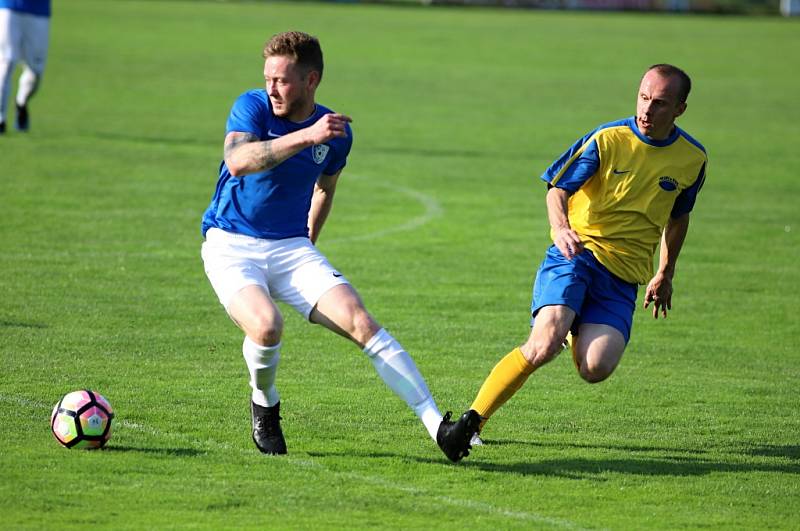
[224, 132, 282, 172]
[224, 132, 259, 160]
[257, 140, 278, 169]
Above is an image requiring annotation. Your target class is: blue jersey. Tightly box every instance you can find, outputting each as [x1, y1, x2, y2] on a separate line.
[201, 90, 352, 240]
[0, 0, 51, 16]
[542, 117, 707, 284]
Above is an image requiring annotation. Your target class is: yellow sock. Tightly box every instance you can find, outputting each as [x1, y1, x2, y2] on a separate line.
[470, 347, 535, 428]
[566, 331, 580, 371]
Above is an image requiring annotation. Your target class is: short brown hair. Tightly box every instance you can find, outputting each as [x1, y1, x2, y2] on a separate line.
[263, 31, 324, 81]
[647, 64, 691, 103]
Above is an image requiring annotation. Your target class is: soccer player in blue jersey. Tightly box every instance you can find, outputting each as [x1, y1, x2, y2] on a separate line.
[201, 31, 448, 457]
[0, 0, 50, 133]
[436, 64, 708, 462]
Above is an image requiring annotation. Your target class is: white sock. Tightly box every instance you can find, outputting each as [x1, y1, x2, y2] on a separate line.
[0, 60, 14, 122]
[363, 328, 443, 441]
[15, 66, 40, 107]
[242, 337, 280, 407]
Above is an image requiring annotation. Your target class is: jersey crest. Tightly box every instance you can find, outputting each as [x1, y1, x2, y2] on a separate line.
[312, 144, 329, 164]
[658, 176, 679, 191]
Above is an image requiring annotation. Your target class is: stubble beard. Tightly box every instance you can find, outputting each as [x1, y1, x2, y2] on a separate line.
[272, 94, 312, 122]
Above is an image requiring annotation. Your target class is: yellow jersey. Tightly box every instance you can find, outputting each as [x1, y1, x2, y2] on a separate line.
[542, 117, 707, 284]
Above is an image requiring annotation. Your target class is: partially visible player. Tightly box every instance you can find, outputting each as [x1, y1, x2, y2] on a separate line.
[0, 0, 51, 133]
[201, 31, 450, 457]
[437, 64, 708, 461]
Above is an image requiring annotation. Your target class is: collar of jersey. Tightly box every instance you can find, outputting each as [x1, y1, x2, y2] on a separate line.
[625, 116, 681, 148]
[287, 104, 320, 126]
[260, 90, 320, 127]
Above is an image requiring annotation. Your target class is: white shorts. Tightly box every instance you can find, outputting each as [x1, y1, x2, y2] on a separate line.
[0, 9, 49, 73]
[201, 228, 349, 320]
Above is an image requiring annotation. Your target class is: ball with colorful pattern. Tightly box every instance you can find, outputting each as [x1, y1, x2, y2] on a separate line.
[51, 390, 114, 449]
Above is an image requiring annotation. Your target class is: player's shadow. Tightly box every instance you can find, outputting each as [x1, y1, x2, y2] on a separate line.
[311, 441, 800, 478]
[743, 444, 800, 460]
[458, 455, 800, 479]
[486, 439, 800, 461]
[452, 440, 800, 478]
[0, 319, 47, 329]
[104, 445, 204, 457]
[487, 439, 708, 454]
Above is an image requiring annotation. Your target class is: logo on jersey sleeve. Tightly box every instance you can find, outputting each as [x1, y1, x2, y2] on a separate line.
[312, 144, 330, 164]
[658, 176, 679, 191]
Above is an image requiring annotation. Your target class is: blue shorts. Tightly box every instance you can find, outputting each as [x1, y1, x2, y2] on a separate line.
[530, 245, 638, 343]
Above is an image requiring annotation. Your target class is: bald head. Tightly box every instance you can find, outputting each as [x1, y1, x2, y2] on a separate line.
[635, 65, 690, 140]
[645, 64, 691, 103]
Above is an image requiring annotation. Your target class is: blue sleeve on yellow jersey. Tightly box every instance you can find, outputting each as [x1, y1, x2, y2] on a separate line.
[540, 119, 631, 191]
[670, 128, 707, 218]
[671, 162, 706, 218]
[540, 133, 600, 193]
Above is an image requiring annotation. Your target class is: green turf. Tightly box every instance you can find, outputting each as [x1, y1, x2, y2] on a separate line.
[1, 1, 799, 528]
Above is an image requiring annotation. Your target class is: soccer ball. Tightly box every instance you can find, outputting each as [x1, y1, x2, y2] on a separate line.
[51, 390, 114, 449]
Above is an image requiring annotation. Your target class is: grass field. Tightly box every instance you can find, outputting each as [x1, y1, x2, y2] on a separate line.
[1, 0, 799, 528]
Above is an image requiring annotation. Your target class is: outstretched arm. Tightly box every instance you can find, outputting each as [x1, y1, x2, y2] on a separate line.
[224, 113, 352, 177]
[644, 213, 691, 319]
[308, 170, 342, 244]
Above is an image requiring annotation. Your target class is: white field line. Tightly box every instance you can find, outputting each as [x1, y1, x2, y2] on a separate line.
[322, 174, 444, 245]
[4, 394, 585, 529]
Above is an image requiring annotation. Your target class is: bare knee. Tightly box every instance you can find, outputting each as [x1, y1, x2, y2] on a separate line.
[249, 312, 284, 346]
[350, 309, 380, 346]
[521, 336, 564, 368]
[579, 357, 617, 383]
[226, 286, 284, 346]
[580, 363, 614, 383]
[572, 324, 626, 384]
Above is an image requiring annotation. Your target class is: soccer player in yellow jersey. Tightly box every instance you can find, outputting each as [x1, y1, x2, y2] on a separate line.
[436, 64, 707, 462]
